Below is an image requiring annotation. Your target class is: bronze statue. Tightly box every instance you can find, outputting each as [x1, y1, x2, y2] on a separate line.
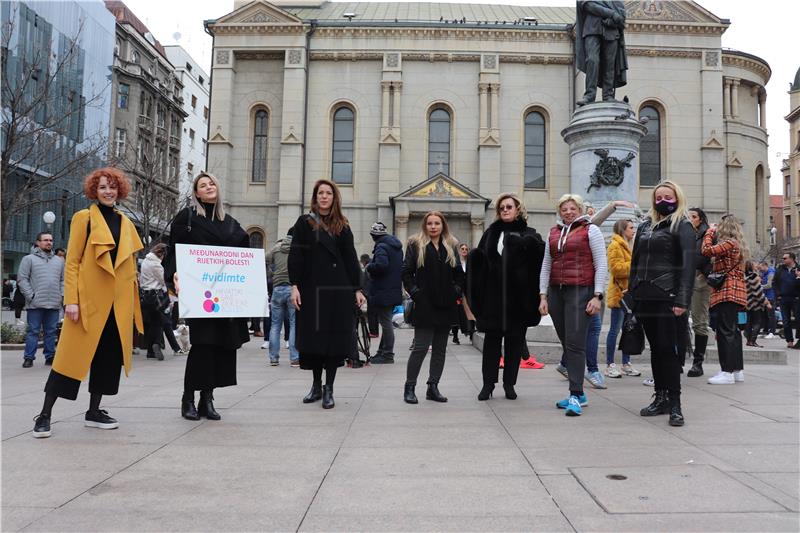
[575, 1, 628, 106]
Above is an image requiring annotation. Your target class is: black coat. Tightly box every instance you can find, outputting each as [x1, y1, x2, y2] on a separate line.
[467, 219, 545, 333]
[288, 215, 361, 364]
[402, 240, 463, 328]
[365, 234, 403, 307]
[164, 207, 251, 350]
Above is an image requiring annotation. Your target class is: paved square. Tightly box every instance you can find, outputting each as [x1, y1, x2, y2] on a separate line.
[2, 329, 799, 531]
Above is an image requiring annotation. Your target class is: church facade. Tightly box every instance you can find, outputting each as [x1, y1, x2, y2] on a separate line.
[205, 0, 771, 256]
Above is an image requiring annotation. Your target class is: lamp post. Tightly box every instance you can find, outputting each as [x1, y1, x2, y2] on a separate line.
[42, 211, 56, 231]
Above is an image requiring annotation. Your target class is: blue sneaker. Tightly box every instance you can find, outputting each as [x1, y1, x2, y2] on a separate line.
[585, 370, 607, 389]
[556, 393, 587, 409]
[564, 396, 583, 416]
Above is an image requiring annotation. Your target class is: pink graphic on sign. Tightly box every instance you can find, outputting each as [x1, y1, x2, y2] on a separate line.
[202, 290, 220, 313]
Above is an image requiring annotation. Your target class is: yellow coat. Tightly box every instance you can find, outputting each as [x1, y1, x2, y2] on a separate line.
[53, 204, 144, 381]
[606, 233, 632, 308]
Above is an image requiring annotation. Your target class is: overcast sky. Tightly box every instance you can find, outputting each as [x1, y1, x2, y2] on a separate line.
[126, 0, 795, 194]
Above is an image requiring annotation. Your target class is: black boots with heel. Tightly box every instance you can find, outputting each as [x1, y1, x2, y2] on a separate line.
[303, 381, 322, 403]
[404, 383, 418, 404]
[197, 389, 220, 420]
[181, 391, 200, 421]
[426, 383, 448, 402]
[321, 385, 335, 409]
[478, 384, 494, 401]
[503, 384, 517, 400]
[640, 390, 670, 416]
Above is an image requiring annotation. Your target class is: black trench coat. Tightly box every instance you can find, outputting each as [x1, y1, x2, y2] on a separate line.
[402, 240, 464, 329]
[288, 215, 361, 369]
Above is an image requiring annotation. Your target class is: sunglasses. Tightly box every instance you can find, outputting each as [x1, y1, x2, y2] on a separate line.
[499, 204, 516, 211]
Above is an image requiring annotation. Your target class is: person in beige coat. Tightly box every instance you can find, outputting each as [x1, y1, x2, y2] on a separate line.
[33, 168, 143, 438]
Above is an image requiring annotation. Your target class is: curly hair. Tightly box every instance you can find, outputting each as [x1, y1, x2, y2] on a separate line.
[494, 192, 528, 221]
[83, 167, 131, 201]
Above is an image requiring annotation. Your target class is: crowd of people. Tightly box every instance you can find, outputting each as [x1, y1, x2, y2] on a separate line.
[10, 167, 799, 438]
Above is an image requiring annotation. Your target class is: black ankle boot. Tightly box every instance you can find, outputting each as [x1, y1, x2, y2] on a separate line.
[426, 383, 448, 402]
[688, 336, 707, 377]
[404, 383, 418, 404]
[181, 392, 199, 421]
[640, 390, 670, 416]
[198, 390, 220, 420]
[303, 381, 322, 403]
[503, 384, 517, 400]
[687, 361, 703, 377]
[321, 385, 335, 409]
[478, 384, 494, 401]
[452, 334, 460, 345]
[668, 392, 685, 426]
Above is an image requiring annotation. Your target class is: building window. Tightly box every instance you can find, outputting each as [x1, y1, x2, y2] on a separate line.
[639, 105, 662, 187]
[203, 106, 209, 120]
[115, 128, 126, 158]
[191, 94, 197, 110]
[428, 108, 451, 178]
[249, 230, 264, 249]
[117, 83, 129, 109]
[331, 106, 354, 184]
[114, 37, 121, 57]
[187, 162, 194, 177]
[201, 139, 207, 156]
[188, 129, 196, 147]
[524, 110, 546, 189]
[199, 75, 204, 86]
[252, 109, 268, 182]
[786, 175, 792, 199]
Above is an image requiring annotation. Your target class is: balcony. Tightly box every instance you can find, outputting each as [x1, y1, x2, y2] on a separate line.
[169, 135, 180, 151]
[156, 126, 167, 140]
[137, 115, 153, 134]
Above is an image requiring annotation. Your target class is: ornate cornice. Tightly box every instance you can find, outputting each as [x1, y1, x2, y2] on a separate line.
[313, 26, 570, 42]
[499, 54, 572, 65]
[625, 22, 727, 35]
[722, 53, 771, 83]
[627, 48, 702, 59]
[309, 51, 383, 61]
[209, 24, 306, 36]
[234, 51, 285, 60]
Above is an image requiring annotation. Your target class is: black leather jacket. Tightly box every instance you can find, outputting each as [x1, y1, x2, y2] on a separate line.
[628, 216, 696, 308]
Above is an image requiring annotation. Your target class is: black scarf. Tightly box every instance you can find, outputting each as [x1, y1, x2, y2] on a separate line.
[97, 202, 121, 264]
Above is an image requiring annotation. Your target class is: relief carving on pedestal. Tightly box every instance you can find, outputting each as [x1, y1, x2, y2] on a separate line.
[587, 149, 636, 193]
[216, 50, 230, 65]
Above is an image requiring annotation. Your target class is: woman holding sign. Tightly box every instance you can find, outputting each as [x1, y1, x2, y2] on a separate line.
[165, 173, 250, 421]
[289, 179, 365, 409]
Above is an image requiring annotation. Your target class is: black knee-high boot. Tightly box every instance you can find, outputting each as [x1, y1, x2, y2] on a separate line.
[688, 335, 707, 377]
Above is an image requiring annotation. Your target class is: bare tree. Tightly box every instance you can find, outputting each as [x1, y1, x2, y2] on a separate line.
[1, 4, 110, 239]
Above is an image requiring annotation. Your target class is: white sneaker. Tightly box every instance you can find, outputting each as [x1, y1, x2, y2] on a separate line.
[708, 371, 735, 385]
[284, 341, 289, 348]
[764, 333, 775, 339]
[622, 363, 642, 377]
[733, 370, 744, 382]
[605, 363, 622, 378]
[642, 378, 654, 387]
[260, 341, 268, 349]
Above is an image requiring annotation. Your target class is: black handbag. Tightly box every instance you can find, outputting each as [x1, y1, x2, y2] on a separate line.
[706, 260, 736, 290]
[403, 296, 415, 326]
[141, 288, 170, 312]
[618, 298, 645, 355]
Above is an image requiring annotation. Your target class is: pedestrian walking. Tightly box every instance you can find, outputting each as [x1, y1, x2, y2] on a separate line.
[266, 229, 299, 366]
[759, 261, 777, 337]
[289, 179, 364, 410]
[139, 243, 181, 360]
[468, 193, 545, 401]
[774, 253, 800, 348]
[365, 221, 403, 365]
[538, 194, 607, 416]
[702, 214, 748, 385]
[454, 243, 476, 343]
[629, 181, 695, 426]
[604, 218, 641, 378]
[165, 172, 251, 421]
[686, 207, 712, 377]
[402, 211, 464, 404]
[744, 261, 771, 347]
[17, 232, 64, 368]
[32, 168, 144, 438]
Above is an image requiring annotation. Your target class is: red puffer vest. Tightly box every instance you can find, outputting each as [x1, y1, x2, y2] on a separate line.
[548, 221, 595, 286]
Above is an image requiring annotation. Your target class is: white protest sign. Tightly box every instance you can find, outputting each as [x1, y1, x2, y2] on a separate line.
[175, 243, 268, 318]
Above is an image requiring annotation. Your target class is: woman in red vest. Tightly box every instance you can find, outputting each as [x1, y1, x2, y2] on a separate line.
[539, 194, 608, 416]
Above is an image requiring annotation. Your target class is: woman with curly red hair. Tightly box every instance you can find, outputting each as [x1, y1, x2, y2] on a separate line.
[33, 168, 144, 438]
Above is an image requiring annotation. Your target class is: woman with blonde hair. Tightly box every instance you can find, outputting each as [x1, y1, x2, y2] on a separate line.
[628, 180, 695, 426]
[402, 211, 464, 404]
[539, 193, 607, 416]
[165, 172, 251, 420]
[604, 218, 640, 378]
[702, 214, 748, 384]
[467, 193, 545, 400]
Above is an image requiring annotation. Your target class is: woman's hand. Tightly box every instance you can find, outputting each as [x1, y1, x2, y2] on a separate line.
[291, 285, 302, 310]
[766, 300, 772, 309]
[65, 304, 79, 323]
[355, 290, 366, 308]
[672, 306, 686, 317]
[586, 297, 601, 316]
[173, 273, 180, 294]
[538, 295, 548, 316]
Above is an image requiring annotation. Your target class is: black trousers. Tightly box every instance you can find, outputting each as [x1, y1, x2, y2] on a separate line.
[144, 305, 179, 352]
[406, 326, 449, 386]
[713, 302, 744, 372]
[746, 309, 763, 344]
[582, 34, 619, 101]
[44, 309, 123, 400]
[638, 302, 681, 393]
[184, 344, 237, 392]
[481, 327, 527, 386]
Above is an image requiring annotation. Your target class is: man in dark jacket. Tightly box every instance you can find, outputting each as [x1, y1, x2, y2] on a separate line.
[774, 252, 800, 348]
[365, 222, 403, 364]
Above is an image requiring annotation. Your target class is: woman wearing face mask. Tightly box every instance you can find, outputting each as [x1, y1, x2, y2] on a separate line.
[33, 168, 144, 438]
[539, 194, 607, 416]
[687, 207, 712, 377]
[164, 173, 251, 421]
[468, 193, 545, 400]
[289, 179, 364, 409]
[628, 181, 695, 426]
[402, 211, 464, 404]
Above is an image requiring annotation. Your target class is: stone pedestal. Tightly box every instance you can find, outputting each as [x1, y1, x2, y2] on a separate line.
[561, 101, 647, 238]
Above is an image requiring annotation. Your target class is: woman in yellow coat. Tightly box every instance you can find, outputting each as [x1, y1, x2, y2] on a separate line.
[603, 218, 641, 378]
[33, 168, 143, 438]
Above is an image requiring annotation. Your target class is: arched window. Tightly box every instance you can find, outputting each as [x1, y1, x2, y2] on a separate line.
[331, 106, 354, 184]
[524, 110, 546, 189]
[639, 105, 662, 187]
[248, 230, 264, 249]
[428, 108, 451, 177]
[251, 109, 268, 183]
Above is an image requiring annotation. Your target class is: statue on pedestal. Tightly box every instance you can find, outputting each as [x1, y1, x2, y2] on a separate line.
[575, 1, 629, 107]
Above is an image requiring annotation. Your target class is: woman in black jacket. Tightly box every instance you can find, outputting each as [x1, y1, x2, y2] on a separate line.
[628, 180, 695, 427]
[467, 193, 545, 400]
[687, 207, 712, 377]
[289, 179, 364, 409]
[165, 173, 251, 421]
[402, 211, 464, 404]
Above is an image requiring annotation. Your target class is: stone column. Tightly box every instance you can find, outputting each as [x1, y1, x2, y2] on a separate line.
[381, 82, 390, 130]
[723, 78, 731, 118]
[759, 89, 767, 129]
[478, 83, 489, 135]
[379, 54, 402, 230]
[470, 218, 485, 248]
[395, 216, 409, 246]
[490, 83, 500, 131]
[731, 79, 740, 119]
[277, 48, 307, 237]
[207, 49, 236, 196]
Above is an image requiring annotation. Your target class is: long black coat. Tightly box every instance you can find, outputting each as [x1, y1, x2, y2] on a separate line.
[402, 240, 464, 329]
[164, 207, 251, 350]
[467, 218, 545, 333]
[288, 215, 361, 367]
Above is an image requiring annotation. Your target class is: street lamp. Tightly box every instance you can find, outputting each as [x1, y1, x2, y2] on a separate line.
[42, 211, 56, 231]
